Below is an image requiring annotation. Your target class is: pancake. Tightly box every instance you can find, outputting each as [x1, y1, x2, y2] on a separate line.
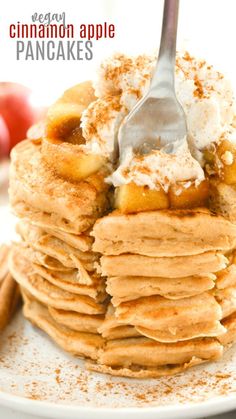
[9, 140, 110, 234]
[107, 274, 216, 306]
[98, 304, 140, 340]
[43, 227, 93, 252]
[22, 293, 104, 360]
[14, 241, 96, 285]
[218, 311, 236, 345]
[13, 243, 73, 272]
[48, 306, 104, 334]
[9, 248, 106, 315]
[215, 287, 236, 318]
[97, 336, 223, 368]
[101, 325, 140, 340]
[12, 201, 95, 235]
[33, 263, 106, 301]
[87, 357, 206, 378]
[136, 321, 226, 343]
[115, 293, 222, 330]
[92, 208, 236, 256]
[17, 221, 97, 271]
[216, 263, 236, 289]
[100, 252, 228, 278]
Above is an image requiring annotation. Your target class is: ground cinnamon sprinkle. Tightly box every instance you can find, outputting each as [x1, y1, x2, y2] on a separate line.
[102, 53, 133, 84]
[138, 166, 152, 175]
[193, 76, 205, 99]
[83, 95, 121, 140]
[55, 368, 61, 384]
[127, 87, 142, 99]
[215, 373, 232, 379]
[0, 313, 235, 407]
[183, 51, 193, 62]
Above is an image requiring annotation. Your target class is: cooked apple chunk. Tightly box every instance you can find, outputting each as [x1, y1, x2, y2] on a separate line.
[217, 139, 236, 184]
[42, 138, 106, 181]
[169, 180, 209, 209]
[115, 183, 169, 214]
[60, 81, 96, 105]
[45, 81, 96, 142]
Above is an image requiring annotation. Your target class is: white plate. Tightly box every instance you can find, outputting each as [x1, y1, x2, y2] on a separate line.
[0, 205, 236, 419]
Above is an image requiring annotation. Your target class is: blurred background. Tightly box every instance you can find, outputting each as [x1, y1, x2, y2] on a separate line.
[0, 0, 236, 201]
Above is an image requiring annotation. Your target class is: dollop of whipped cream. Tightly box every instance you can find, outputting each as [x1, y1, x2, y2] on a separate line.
[81, 95, 126, 157]
[108, 140, 205, 192]
[81, 51, 236, 190]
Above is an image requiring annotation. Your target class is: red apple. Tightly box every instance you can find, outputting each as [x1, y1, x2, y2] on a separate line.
[0, 115, 10, 158]
[0, 82, 36, 153]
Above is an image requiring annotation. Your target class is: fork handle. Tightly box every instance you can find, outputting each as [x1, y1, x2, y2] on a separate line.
[150, 0, 179, 92]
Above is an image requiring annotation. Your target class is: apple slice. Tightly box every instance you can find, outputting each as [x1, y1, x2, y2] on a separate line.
[45, 81, 96, 142]
[27, 121, 45, 143]
[169, 180, 209, 209]
[41, 138, 106, 181]
[217, 139, 236, 185]
[115, 183, 169, 214]
[60, 81, 96, 105]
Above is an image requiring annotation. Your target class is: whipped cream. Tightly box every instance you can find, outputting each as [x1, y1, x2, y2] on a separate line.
[108, 140, 205, 192]
[81, 95, 126, 157]
[81, 51, 235, 190]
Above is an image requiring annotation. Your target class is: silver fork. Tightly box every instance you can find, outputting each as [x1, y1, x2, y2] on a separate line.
[118, 0, 187, 161]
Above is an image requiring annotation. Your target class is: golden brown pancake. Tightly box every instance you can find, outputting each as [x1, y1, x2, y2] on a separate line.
[9, 248, 106, 315]
[136, 321, 226, 343]
[33, 263, 106, 301]
[13, 243, 72, 272]
[92, 208, 236, 256]
[101, 325, 140, 340]
[9, 140, 110, 234]
[216, 263, 236, 289]
[215, 286, 236, 318]
[98, 304, 140, 340]
[218, 311, 236, 345]
[12, 201, 95, 235]
[22, 292, 104, 359]
[48, 306, 104, 334]
[97, 336, 223, 368]
[87, 357, 206, 378]
[17, 221, 97, 271]
[107, 274, 216, 305]
[100, 252, 227, 278]
[115, 293, 222, 330]
[43, 226, 93, 252]
[13, 242, 96, 286]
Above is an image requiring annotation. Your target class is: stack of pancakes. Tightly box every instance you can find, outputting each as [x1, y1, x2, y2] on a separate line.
[8, 140, 236, 378]
[8, 139, 236, 377]
[90, 209, 236, 377]
[7, 86, 236, 378]
[9, 139, 111, 362]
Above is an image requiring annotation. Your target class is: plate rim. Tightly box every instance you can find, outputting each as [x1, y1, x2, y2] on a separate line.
[0, 388, 236, 419]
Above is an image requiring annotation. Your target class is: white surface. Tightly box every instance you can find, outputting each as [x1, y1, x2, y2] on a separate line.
[0, 205, 236, 419]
